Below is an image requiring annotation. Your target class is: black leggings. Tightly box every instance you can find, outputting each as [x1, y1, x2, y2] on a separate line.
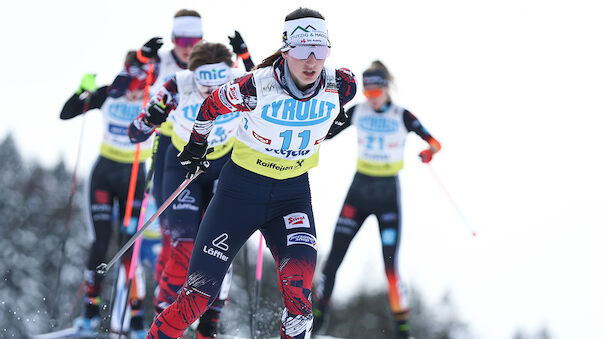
[85, 156, 146, 278]
[148, 160, 317, 338]
[315, 172, 409, 321]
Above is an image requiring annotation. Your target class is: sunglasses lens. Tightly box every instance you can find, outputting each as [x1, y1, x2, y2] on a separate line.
[175, 37, 202, 47]
[364, 88, 384, 98]
[289, 45, 331, 60]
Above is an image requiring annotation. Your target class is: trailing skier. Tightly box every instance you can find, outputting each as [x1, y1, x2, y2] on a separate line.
[60, 51, 157, 337]
[312, 60, 442, 339]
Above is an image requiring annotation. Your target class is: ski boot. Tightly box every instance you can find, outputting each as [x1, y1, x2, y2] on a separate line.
[311, 299, 329, 335]
[73, 315, 100, 337]
[395, 319, 411, 339]
[129, 329, 148, 339]
[196, 308, 220, 339]
[129, 314, 147, 339]
[74, 292, 101, 334]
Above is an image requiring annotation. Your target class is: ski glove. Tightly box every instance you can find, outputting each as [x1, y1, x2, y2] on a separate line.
[77, 73, 98, 95]
[141, 37, 163, 59]
[419, 149, 434, 163]
[143, 95, 170, 126]
[228, 30, 248, 56]
[326, 108, 349, 139]
[178, 142, 214, 179]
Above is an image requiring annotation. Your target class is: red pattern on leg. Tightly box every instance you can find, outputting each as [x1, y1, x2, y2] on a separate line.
[147, 285, 212, 338]
[157, 241, 194, 309]
[154, 232, 171, 283]
[276, 256, 315, 339]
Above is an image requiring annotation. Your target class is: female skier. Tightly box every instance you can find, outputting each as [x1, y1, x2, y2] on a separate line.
[144, 7, 356, 339]
[128, 41, 252, 339]
[133, 10, 255, 293]
[133, 9, 205, 287]
[311, 61, 442, 339]
[60, 51, 156, 337]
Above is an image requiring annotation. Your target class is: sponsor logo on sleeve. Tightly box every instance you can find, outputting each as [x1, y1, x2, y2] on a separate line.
[286, 232, 317, 249]
[283, 212, 310, 229]
[226, 83, 243, 105]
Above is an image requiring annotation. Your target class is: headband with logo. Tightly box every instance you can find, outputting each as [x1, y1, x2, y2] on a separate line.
[281, 17, 330, 51]
[362, 69, 389, 87]
[193, 62, 231, 87]
[172, 16, 203, 38]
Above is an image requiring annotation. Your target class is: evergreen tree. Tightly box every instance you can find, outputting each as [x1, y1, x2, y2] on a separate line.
[0, 133, 89, 336]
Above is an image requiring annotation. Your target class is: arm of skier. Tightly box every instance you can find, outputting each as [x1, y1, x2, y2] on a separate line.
[178, 73, 257, 175]
[59, 73, 107, 120]
[109, 38, 162, 98]
[229, 30, 255, 71]
[325, 68, 357, 139]
[326, 105, 356, 140]
[403, 110, 442, 163]
[108, 56, 156, 99]
[190, 73, 256, 145]
[128, 76, 179, 143]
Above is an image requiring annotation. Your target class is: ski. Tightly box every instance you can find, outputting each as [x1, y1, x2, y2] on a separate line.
[31, 327, 110, 339]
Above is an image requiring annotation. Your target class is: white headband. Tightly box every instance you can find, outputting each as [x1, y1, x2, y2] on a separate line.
[172, 16, 203, 38]
[281, 17, 330, 51]
[193, 62, 231, 87]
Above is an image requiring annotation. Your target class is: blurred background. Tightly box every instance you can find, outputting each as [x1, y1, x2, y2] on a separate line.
[1, 0, 603, 338]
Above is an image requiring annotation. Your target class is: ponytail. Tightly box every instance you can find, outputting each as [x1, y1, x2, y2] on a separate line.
[254, 49, 281, 70]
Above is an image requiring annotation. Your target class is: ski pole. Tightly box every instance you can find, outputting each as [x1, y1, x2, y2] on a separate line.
[251, 234, 264, 339]
[96, 167, 205, 275]
[110, 62, 155, 335]
[118, 135, 160, 337]
[51, 95, 89, 322]
[426, 163, 477, 237]
[121, 62, 155, 237]
[242, 241, 253, 337]
[107, 254, 122, 331]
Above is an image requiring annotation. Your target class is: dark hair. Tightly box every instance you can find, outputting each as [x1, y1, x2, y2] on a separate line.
[124, 50, 138, 66]
[364, 60, 394, 84]
[255, 8, 325, 69]
[174, 9, 201, 18]
[188, 42, 234, 70]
